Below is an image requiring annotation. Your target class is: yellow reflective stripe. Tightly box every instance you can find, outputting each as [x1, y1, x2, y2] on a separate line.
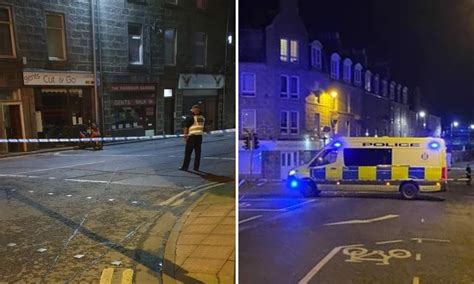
[425, 167, 441, 181]
[359, 166, 376, 180]
[325, 167, 342, 180]
[392, 166, 409, 180]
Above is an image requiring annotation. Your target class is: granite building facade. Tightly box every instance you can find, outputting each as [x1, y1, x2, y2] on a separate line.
[0, 0, 234, 153]
[239, 0, 441, 180]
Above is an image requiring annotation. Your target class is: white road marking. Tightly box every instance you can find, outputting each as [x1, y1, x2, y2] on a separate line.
[411, 237, 451, 244]
[203, 156, 235, 160]
[324, 214, 399, 226]
[299, 244, 363, 284]
[65, 179, 109, 184]
[239, 215, 263, 224]
[7, 243, 17, 247]
[376, 239, 404, 245]
[238, 179, 246, 187]
[37, 248, 47, 253]
[14, 160, 106, 174]
[0, 174, 27, 178]
[28, 190, 34, 193]
[413, 276, 420, 284]
[239, 199, 317, 212]
[416, 253, 421, 261]
[111, 260, 122, 266]
[73, 254, 85, 259]
[66, 195, 72, 197]
[48, 193, 54, 195]
[108, 199, 114, 202]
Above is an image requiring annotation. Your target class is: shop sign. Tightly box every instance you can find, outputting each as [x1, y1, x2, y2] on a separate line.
[23, 71, 94, 86]
[112, 98, 155, 106]
[108, 85, 156, 92]
[178, 74, 225, 89]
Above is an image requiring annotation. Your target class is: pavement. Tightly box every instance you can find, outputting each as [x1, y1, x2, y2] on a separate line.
[239, 175, 474, 284]
[0, 132, 235, 283]
[163, 184, 235, 284]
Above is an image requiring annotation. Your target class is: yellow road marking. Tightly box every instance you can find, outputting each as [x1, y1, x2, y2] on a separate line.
[100, 268, 114, 284]
[415, 253, 421, 261]
[122, 269, 134, 284]
[413, 276, 420, 284]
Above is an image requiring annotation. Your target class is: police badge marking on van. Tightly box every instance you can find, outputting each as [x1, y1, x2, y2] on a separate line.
[421, 153, 429, 160]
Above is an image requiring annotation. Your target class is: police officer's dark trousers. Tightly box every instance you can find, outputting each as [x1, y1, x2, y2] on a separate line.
[182, 135, 202, 170]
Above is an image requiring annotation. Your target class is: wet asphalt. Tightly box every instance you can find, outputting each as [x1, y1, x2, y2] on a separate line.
[0, 133, 235, 283]
[239, 175, 474, 284]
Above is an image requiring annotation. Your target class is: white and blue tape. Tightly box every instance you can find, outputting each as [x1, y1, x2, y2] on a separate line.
[0, 129, 235, 143]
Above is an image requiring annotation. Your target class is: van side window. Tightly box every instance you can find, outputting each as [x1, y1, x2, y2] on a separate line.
[344, 148, 392, 166]
[310, 149, 338, 167]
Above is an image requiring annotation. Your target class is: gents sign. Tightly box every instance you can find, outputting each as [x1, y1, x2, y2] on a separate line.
[23, 71, 95, 86]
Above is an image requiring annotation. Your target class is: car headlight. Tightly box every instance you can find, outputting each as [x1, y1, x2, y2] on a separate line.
[289, 169, 296, 176]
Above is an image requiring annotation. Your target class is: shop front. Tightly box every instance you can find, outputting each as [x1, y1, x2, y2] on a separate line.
[0, 88, 26, 153]
[108, 84, 157, 137]
[23, 70, 95, 147]
[178, 74, 225, 131]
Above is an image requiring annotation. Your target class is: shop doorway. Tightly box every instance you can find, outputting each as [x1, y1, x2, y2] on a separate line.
[164, 95, 175, 134]
[2, 104, 23, 152]
[280, 151, 299, 180]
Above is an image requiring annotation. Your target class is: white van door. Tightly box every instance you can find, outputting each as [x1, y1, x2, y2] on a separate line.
[281, 151, 299, 180]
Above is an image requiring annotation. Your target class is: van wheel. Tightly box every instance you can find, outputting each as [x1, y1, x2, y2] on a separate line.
[400, 182, 419, 200]
[300, 180, 319, 198]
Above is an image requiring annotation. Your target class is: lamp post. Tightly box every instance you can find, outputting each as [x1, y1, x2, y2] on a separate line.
[451, 121, 459, 146]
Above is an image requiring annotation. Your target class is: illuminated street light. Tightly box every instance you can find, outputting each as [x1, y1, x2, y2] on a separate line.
[453, 121, 459, 127]
[330, 91, 338, 98]
[470, 124, 474, 130]
[418, 111, 426, 118]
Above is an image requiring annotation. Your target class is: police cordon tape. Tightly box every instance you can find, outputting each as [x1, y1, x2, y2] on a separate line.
[0, 129, 235, 143]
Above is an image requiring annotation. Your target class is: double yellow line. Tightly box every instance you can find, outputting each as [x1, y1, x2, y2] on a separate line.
[100, 268, 133, 284]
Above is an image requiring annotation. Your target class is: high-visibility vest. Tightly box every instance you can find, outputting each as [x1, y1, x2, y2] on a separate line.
[189, 115, 205, 136]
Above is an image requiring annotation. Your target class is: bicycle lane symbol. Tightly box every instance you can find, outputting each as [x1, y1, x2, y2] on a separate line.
[342, 246, 412, 266]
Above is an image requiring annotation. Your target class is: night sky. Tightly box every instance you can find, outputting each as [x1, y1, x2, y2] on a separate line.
[240, 0, 474, 127]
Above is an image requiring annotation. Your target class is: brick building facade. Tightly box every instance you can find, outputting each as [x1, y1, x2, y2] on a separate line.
[239, 0, 441, 180]
[0, 0, 234, 153]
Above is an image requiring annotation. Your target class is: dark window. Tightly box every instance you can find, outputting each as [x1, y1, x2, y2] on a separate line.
[164, 28, 176, 65]
[128, 24, 143, 65]
[343, 148, 392, 166]
[310, 149, 338, 167]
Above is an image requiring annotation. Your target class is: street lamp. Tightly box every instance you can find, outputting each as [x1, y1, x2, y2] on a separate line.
[453, 121, 459, 128]
[330, 90, 338, 98]
[470, 124, 474, 130]
[418, 111, 426, 118]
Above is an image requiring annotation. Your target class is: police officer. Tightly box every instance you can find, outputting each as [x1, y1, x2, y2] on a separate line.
[180, 105, 205, 171]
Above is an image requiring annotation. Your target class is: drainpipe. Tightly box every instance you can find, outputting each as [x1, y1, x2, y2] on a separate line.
[91, 0, 99, 125]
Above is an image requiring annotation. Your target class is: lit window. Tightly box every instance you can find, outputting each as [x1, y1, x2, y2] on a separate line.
[196, 0, 206, 9]
[241, 73, 256, 97]
[280, 38, 288, 62]
[0, 6, 16, 58]
[46, 13, 66, 61]
[281, 111, 299, 135]
[330, 53, 340, 79]
[164, 28, 177, 65]
[195, 32, 207, 67]
[290, 40, 298, 63]
[290, 76, 299, 99]
[128, 24, 143, 65]
[280, 75, 288, 98]
[241, 109, 256, 133]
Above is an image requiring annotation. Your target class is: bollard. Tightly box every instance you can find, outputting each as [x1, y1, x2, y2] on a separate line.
[466, 164, 471, 186]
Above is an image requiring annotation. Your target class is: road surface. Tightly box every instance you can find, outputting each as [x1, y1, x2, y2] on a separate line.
[0, 132, 235, 283]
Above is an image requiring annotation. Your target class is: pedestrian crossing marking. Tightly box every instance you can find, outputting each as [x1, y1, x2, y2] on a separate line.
[100, 268, 134, 284]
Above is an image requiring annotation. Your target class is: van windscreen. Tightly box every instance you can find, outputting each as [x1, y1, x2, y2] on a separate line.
[344, 148, 392, 166]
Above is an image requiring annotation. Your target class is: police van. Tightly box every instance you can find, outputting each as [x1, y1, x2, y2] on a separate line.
[287, 137, 447, 199]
